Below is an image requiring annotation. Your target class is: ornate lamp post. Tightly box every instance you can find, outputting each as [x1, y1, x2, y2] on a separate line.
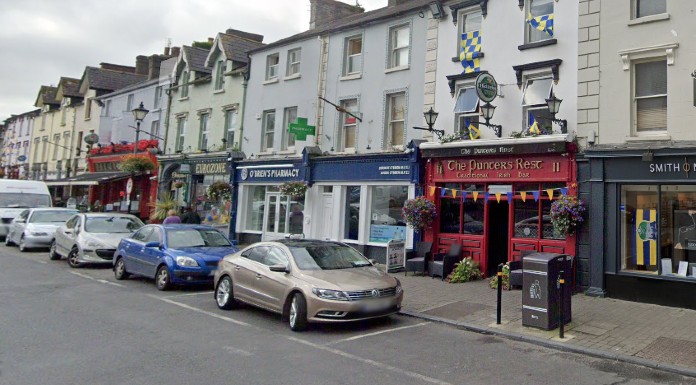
[131, 102, 149, 154]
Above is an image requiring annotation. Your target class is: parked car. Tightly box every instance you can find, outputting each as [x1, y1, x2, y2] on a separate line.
[113, 224, 237, 291]
[5, 208, 79, 251]
[51, 213, 145, 268]
[213, 239, 403, 331]
[0, 180, 52, 241]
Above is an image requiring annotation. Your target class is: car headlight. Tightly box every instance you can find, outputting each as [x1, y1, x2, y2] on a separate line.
[30, 232, 49, 236]
[312, 288, 350, 301]
[176, 256, 199, 267]
[395, 278, 403, 295]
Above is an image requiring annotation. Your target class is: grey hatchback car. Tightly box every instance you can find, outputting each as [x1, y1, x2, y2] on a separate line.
[214, 239, 403, 331]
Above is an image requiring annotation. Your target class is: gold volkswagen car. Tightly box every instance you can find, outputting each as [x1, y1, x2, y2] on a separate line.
[213, 239, 403, 331]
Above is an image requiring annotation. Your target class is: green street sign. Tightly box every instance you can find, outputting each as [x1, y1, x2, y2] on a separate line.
[288, 117, 316, 141]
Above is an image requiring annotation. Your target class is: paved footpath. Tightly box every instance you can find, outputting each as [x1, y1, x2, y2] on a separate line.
[396, 273, 696, 378]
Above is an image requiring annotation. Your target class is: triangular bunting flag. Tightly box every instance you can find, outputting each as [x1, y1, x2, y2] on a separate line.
[484, 192, 490, 202]
[507, 192, 514, 202]
[452, 190, 458, 199]
[495, 192, 502, 203]
[560, 188, 568, 196]
[546, 189, 554, 200]
[532, 191, 540, 202]
[520, 191, 527, 202]
[460, 191, 467, 201]
[441, 188, 447, 197]
[472, 191, 479, 201]
[428, 186, 436, 197]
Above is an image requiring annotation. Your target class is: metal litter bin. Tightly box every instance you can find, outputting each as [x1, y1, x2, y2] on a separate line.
[522, 252, 572, 330]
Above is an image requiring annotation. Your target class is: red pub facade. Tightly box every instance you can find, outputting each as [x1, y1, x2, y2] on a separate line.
[419, 136, 577, 277]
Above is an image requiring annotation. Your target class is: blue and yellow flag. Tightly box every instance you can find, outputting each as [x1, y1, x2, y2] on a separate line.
[465, 118, 480, 140]
[460, 30, 481, 74]
[634, 209, 657, 266]
[527, 12, 554, 37]
[528, 112, 540, 135]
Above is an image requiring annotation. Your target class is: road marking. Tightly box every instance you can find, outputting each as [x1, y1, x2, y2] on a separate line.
[98, 279, 124, 288]
[327, 322, 430, 345]
[70, 271, 96, 281]
[286, 336, 453, 385]
[164, 291, 214, 299]
[148, 295, 250, 327]
[223, 346, 253, 357]
[38, 260, 47, 264]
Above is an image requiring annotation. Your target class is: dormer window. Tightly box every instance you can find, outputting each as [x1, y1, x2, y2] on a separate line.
[181, 71, 190, 98]
[215, 60, 225, 90]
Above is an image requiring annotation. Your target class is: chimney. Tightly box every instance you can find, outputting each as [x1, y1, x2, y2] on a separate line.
[164, 46, 170, 56]
[148, 55, 164, 80]
[170, 46, 181, 57]
[135, 55, 149, 75]
[309, 0, 364, 29]
[208, 37, 214, 44]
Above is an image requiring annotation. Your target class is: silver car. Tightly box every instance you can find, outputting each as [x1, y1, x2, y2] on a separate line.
[5, 208, 79, 252]
[51, 213, 144, 268]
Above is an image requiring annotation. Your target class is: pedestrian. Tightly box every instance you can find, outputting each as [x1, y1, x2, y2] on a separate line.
[162, 209, 181, 224]
[180, 206, 201, 224]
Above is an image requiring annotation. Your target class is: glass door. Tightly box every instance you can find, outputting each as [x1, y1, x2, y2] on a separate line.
[262, 193, 290, 241]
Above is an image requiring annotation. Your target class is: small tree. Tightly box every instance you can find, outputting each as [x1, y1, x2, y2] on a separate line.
[149, 194, 178, 222]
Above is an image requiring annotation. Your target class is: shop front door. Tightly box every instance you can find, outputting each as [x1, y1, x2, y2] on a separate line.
[262, 193, 290, 241]
[487, 201, 509, 276]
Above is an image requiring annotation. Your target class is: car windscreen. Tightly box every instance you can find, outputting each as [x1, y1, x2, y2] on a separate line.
[289, 244, 371, 270]
[0, 193, 51, 208]
[85, 217, 144, 233]
[29, 210, 78, 223]
[166, 229, 232, 249]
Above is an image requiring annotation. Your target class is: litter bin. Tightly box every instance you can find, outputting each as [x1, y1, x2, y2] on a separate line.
[522, 252, 573, 330]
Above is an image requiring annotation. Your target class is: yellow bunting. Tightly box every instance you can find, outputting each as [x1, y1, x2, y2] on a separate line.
[495, 192, 501, 203]
[546, 189, 554, 199]
[520, 191, 527, 202]
[428, 186, 436, 197]
[452, 190, 458, 198]
[472, 191, 479, 201]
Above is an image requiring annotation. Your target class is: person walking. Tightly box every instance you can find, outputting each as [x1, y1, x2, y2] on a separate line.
[163, 209, 181, 224]
[180, 206, 201, 224]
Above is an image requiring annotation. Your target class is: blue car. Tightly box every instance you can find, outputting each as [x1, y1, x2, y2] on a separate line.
[113, 224, 237, 291]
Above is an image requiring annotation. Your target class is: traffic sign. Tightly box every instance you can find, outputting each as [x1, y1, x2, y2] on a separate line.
[126, 178, 133, 194]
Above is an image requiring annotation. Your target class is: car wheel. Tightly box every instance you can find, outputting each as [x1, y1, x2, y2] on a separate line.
[155, 266, 172, 291]
[18, 235, 29, 252]
[4, 234, 14, 247]
[215, 276, 238, 310]
[49, 241, 61, 260]
[288, 293, 308, 332]
[67, 247, 82, 268]
[113, 257, 130, 280]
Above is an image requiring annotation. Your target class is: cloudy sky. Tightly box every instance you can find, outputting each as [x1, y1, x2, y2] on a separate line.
[0, 0, 387, 122]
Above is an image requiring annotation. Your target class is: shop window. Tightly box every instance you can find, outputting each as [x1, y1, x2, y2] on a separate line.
[661, 185, 696, 277]
[620, 185, 658, 274]
[369, 186, 407, 243]
[634, 60, 667, 132]
[633, 0, 666, 19]
[440, 195, 461, 234]
[245, 185, 266, 231]
[344, 186, 361, 241]
[514, 199, 539, 238]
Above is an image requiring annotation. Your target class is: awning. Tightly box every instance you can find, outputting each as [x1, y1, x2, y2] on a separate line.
[45, 172, 132, 187]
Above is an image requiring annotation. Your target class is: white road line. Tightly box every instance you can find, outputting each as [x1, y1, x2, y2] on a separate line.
[286, 336, 453, 385]
[148, 295, 250, 327]
[327, 322, 430, 345]
[69, 271, 96, 280]
[98, 279, 124, 287]
[37, 260, 47, 264]
[164, 291, 214, 299]
[223, 346, 253, 357]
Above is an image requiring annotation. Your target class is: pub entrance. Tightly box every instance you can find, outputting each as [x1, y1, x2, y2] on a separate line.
[487, 200, 509, 276]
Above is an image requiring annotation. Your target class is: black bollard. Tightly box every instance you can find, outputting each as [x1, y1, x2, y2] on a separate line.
[496, 263, 503, 325]
[558, 270, 565, 339]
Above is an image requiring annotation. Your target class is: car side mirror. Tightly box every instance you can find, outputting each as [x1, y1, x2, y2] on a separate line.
[144, 241, 162, 249]
[269, 264, 289, 273]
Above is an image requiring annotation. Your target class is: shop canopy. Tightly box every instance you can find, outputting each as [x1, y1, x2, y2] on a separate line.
[44, 171, 132, 187]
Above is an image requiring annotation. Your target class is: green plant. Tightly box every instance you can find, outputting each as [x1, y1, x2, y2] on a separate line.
[149, 194, 178, 222]
[207, 181, 232, 202]
[448, 257, 482, 283]
[402, 196, 437, 232]
[118, 154, 155, 173]
[440, 133, 466, 143]
[279, 181, 308, 198]
[550, 195, 586, 235]
[489, 262, 511, 290]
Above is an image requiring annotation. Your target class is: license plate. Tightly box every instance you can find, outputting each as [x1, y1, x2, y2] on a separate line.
[362, 299, 392, 312]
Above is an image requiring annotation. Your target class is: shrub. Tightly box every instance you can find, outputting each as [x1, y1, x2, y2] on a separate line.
[489, 262, 511, 290]
[448, 257, 482, 283]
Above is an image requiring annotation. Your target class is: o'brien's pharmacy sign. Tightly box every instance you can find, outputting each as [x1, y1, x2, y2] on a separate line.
[239, 164, 301, 182]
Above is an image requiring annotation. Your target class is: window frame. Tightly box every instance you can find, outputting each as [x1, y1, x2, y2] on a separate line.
[126, 94, 134, 112]
[153, 86, 162, 109]
[521, 75, 554, 133]
[261, 110, 276, 152]
[282, 106, 298, 151]
[52, 133, 61, 160]
[266, 53, 279, 81]
[84, 98, 92, 120]
[198, 112, 210, 151]
[457, 8, 483, 57]
[385, 92, 406, 149]
[286, 48, 301, 77]
[175, 116, 186, 152]
[181, 71, 190, 98]
[337, 98, 358, 152]
[525, 0, 554, 44]
[224, 108, 238, 148]
[453, 84, 481, 136]
[632, 58, 667, 134]
[388, 24, 410, 69]
[632, 0, 667, 19]
[343, 35, 363, 76]
[150, 120, 160, 141]
[215, 60, 225, 90]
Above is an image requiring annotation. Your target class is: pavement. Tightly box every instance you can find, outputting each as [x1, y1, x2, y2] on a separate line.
[395, 271, 696, 378]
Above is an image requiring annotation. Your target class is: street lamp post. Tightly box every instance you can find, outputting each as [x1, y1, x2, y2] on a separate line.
[131, 102, 149, 154]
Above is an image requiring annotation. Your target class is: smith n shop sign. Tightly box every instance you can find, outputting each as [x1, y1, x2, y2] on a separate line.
[605, 157, 696, 180]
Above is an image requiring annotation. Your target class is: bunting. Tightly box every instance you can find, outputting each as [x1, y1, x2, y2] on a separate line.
[495, 192, 502, 203]
[527, 12, 554, 37]
[460, 30, 482, 74]
[427, 185, 574, 204]
[465, 118, 480, 140]
[528, 112, 540, 135]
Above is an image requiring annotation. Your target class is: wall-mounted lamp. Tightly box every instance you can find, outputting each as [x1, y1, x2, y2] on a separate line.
[429, 1, 445, 19]
[587, 131, 596, 146]
[642, 149, 654, 162]
[479, 102, 502, 137]
[545, 94, 568, 134]
[413, 107, 445, 140]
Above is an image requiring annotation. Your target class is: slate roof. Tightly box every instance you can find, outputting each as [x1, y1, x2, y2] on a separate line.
[218, 33, 265, 64]
[37, 85, 59, 106]
[59, 77, 82, 98]
[81, 67, 147, 92]
[249, 0, 433, 53]
[183, 46, 212, 74]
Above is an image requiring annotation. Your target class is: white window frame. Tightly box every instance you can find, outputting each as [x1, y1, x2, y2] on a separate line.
[198, 112, 210, 150]
[286, 48, 301, 77]
[266, 53, 279, 81]
[153, 86, 162, 109]
[385, 92, 406, 149]
[104, 100, 111, 117]
[457, 9, 482, 56]
[521, 74, 554, 133]
[33, 138, 40, 162]
[181, 71, 190, 98]
[175, 116, 186, 152]
[343, 35, 363, 76]
[224, 108, 238, 148]
[388, 24, 410, 70]
[632, 58, 667, 134]
[41, 136, 49, 162]
[525, 0, 554, 44]
[150, 120, 160, 140]
[126, 94, 134, 111]
[632, 0, 667, 20]
[454, 84, 481, 136]
[337, 99, 358, 152]
[261, 110, 276, 152]
[282, 106, 298, 151]
[62, 132, 70, 159]
[84, 98, 92, 120]
[215, 60, 225, 90]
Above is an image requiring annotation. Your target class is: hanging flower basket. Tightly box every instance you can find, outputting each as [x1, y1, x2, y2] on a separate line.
[118, 154, 155, 173]
[401, 196, 437, 232]
[550, 195, 586, 236]
[279, 181, 308, 198]
[207, 181, 232, 202]
[173, 180, 185, 189]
